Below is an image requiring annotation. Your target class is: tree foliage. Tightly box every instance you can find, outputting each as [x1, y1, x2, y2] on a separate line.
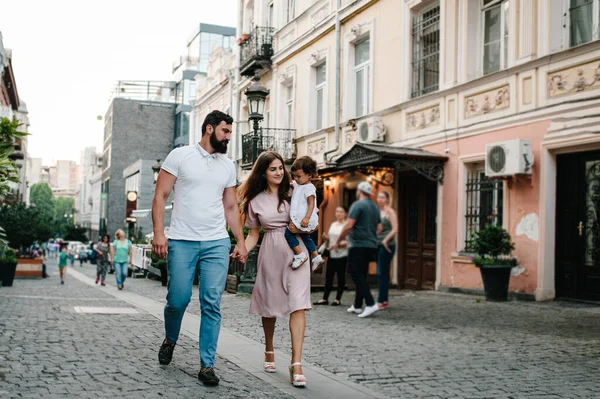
[0, 118, 29, 196]
[29, 183, 55, 220]
[54, 197, 75, 236]
[0, 203, 53, 250]
[64, 225, 88, 242]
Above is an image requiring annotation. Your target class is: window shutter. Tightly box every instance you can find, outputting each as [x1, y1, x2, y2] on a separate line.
[549, 0, 565, 53]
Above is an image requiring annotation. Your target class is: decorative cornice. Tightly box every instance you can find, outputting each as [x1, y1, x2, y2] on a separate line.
[407, 106, 440, 131]
[547, 61, 600, 97]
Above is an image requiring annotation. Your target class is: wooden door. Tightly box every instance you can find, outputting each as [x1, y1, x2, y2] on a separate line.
[402, 179, 437, 290]
[556, 151, 600, 301]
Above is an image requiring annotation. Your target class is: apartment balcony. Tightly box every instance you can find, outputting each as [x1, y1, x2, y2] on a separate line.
[241, 128, 295, 169]
[239, 27, 275, 77]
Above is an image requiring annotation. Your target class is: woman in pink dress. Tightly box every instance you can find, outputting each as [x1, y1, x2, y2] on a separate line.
[238, 151, 312, 388]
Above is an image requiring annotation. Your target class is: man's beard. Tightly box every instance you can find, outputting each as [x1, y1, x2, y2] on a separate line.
[210, 133, 229, 154]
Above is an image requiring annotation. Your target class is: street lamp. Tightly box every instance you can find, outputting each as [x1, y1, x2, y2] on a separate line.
[152, 159, 162, 184]
[244, 74, 269, 164]
[237, 75, 269, 295]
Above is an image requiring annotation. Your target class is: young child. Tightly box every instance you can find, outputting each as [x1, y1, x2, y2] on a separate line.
[58, 246, 68, 285]
[285, 156, 325, 271]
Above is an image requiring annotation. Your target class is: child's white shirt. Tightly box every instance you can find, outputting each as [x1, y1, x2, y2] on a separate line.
[290, 181, 319, 231]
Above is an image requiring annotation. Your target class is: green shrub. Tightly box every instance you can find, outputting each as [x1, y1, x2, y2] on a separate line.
[0, 247, 17, 264]
[470, 224, 517, 267]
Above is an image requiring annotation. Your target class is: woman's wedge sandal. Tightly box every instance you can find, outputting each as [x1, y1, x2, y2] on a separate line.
[289, 362, 307, 387]
[263, 351, 276, 373]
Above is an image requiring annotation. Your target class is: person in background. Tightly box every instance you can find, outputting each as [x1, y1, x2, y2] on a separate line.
[110, 229, 132, 290]
[314, 206, 349, 306]
[375, 191, 398, 310]
[78, 247, 86, 267]
[94, 235, 111, 286]
[68, 245, 75, 267]
[331, 181, 382, 319]
[58, 245, 68, 285]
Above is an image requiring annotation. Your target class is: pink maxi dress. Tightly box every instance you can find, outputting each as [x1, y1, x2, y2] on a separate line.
[245, 191, 312, 318]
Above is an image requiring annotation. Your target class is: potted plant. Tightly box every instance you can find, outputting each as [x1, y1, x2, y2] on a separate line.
[0, 247, 18, 287]
[471, 224, 517, 301]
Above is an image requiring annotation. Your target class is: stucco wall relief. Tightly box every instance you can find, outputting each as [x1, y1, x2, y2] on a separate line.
[406, 106, 440, 131]
[464, 86, 510, 118]
[547, 60, 600, 97]
[307, 137, 326, 157]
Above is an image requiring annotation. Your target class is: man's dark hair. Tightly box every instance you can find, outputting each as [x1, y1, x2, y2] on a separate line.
[291, 156, 318, 177]
[202, 110, 233, 136]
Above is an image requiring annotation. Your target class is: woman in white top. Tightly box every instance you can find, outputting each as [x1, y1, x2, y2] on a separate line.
[313, 206, 349, 306]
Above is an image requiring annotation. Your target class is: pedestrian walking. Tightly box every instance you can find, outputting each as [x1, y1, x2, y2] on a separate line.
[285, 156, 324, 270]
[110, 229, 132, 290]
[78, 247, 85, 267]
[68, 245, 75, 267]
[331, 181, 382, 318]
[376, 191, 398, 310]
[151, 110, 247, 387]
[313, 206, 349, 306]
[94, 235, 110, 286]
[58, 245, 68, 284]
[238, 151, 312, 388]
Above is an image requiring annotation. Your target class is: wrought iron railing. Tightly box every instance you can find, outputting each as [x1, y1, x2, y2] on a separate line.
[240, 27, 275, 71]
[241, 127, 295, 168]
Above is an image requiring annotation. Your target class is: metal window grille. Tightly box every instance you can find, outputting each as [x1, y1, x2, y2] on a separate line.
[411, 4, 440, 98]
[464, 169, 503, 251]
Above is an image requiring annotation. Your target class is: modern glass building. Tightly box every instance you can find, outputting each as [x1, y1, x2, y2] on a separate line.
[172, 23, 236, 148]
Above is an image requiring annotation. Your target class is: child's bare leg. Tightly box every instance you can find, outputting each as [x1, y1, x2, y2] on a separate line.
[310, 251, 318, 258]
[292, 246, 302, 255]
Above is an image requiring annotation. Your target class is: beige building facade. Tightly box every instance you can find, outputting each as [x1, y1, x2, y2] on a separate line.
[225, 0, 600, 301]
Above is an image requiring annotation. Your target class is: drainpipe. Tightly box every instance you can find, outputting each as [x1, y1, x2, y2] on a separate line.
[323, 0, 342, 165]
[234, 0, 244, 161]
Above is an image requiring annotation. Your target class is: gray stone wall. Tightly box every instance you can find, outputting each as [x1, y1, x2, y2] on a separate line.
[104, 99, 175, 238]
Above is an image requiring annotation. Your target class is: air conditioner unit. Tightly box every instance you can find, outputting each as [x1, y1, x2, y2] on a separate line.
[357, 117, 386, 143]
[485, 139, 534, 177]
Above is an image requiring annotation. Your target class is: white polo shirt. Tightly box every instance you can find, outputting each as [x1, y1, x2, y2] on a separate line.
[161, 142, 236, 241]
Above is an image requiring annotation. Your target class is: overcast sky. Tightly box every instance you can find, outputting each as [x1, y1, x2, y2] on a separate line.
[1, 0, 236, 165]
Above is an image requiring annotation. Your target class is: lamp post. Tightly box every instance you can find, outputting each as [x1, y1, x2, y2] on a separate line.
[237, 75, 269, 294]
[244, 74, 269, 164]
[151, 159, 162, 184]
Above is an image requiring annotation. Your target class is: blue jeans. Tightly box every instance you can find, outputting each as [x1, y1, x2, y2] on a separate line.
[164, 238, 230, 368]
[114, 262, 128, 287]
[377, 245, 396, 303]
[284, 228, 316, 253]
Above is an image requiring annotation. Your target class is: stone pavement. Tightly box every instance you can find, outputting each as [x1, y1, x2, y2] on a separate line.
[3, 258, 600, 399]
[0, 260, 295, 399]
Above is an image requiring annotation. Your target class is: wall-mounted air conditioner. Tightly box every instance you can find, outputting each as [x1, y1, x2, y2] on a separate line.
[357, 116, 386, 143]
[485, 139, 534, 177]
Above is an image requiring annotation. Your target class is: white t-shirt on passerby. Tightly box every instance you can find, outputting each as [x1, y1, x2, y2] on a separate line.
[161, 142, 236, 241]
[290, 181, 319, 232]
[327, 221, 349, 259]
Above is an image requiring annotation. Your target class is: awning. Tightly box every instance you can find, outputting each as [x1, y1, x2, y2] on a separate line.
[130, 204, 173, 219]
[321, 143, 448, 183]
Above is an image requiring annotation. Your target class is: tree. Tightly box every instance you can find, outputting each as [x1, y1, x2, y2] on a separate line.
[54, 197, 75, 237]
[0, 203, 53, 251]
[29, 183, 55, 220]
[0, 118, 28, 196]
[64, 225, 88, 242]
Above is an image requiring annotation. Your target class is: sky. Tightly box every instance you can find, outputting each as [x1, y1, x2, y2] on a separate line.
[1, 0, 236, 165]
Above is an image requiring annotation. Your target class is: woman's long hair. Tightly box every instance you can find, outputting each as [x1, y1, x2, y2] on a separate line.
[238, 151, 291, 216]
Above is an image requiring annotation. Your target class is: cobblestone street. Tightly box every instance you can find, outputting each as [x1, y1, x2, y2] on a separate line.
[2, 258, 600, 398]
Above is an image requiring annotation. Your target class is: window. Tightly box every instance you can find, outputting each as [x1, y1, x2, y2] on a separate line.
[411, 4, 440, 98]
[284, 83, 294, 129]
[286, 0, 295, 24]
[315, 62, 327, 130]
[268, 2, 274, 28]
[354, 37, 370, 118]
[569, 0, 600, 47]
[482, 0, 509, 75]
[125, 172, 140, 194]
[464, 167, 504, 251]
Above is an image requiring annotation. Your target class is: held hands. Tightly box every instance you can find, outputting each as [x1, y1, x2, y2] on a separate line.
[230, 242, 248, 264]
[152, 233, 168, 259]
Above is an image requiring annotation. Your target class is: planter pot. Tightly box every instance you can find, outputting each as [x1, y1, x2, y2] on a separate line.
[15, 257, 44, 278]
[1, 261, 18, 287]
[226, 274, 239, 294]
[478, 264, 513, 301]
